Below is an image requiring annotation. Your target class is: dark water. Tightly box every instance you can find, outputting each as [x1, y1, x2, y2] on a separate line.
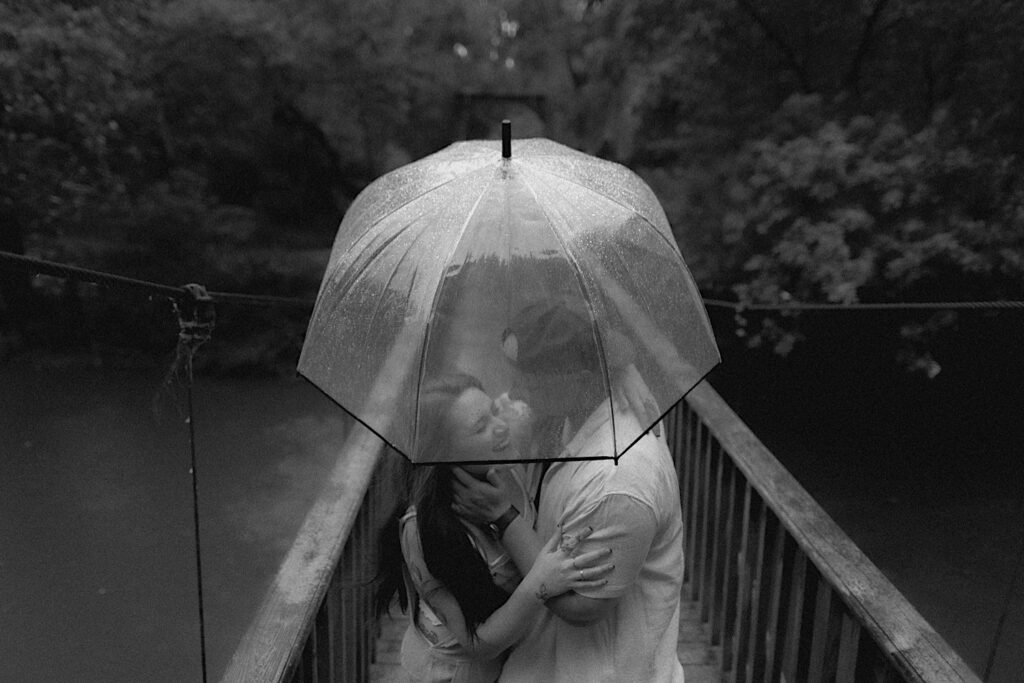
[708, 308, 1024, 682]
[3, 307, 1022, 681]
[0, 358, 348, 682]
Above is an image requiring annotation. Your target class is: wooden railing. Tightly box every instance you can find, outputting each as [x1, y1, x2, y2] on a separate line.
[666, 383, 980, 683]
[219, 421, 389, 682]
[222, 380, 980, 683]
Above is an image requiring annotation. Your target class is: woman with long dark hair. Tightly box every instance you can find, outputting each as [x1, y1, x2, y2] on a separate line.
[374, 372, 613, 682]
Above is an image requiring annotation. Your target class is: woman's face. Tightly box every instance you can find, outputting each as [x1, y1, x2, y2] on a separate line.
[445, 387, 512, 464]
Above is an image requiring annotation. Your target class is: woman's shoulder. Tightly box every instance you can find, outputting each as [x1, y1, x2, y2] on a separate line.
[398, 506, 444, 595]
[398, 506, 421, 549]
[399, 505, 417, 524]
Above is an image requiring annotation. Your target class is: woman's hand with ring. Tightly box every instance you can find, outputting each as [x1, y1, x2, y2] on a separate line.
[558, 525, 592, 554]
[525, 528, 614, 602]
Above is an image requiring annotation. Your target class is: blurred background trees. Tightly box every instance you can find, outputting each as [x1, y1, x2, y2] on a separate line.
[2, 0, 1022, 371]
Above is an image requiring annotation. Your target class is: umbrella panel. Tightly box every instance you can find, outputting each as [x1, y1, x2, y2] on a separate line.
[299, 140, 720, 465]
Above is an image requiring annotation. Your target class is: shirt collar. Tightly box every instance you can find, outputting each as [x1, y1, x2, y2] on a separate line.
[560, 399, 614, 459]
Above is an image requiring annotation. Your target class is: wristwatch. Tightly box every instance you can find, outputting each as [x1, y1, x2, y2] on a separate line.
[487, 504, 520, 539]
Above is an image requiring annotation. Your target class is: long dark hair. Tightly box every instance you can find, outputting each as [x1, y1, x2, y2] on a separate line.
[374, 373, 509, 637]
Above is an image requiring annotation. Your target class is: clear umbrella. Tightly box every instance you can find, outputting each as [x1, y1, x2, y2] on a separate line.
[299, 125, 719, 464]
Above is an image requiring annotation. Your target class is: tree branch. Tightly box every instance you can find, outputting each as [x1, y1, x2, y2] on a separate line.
[734, 0, 812, 92]
[841, 0, 893, 98]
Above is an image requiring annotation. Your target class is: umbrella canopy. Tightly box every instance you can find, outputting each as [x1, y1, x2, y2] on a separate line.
[298, 134, 719, 464]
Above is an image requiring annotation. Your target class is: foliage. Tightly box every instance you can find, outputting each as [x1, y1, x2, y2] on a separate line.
[712, 95, 1024, 360]
[0, 2, 152, 240]
[2, 0, 1023, 373]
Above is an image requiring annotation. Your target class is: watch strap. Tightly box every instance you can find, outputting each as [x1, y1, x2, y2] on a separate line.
[487, 504, 520, 538]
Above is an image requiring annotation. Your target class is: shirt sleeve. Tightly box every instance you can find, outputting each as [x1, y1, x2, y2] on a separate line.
[562, 493, 657, 600]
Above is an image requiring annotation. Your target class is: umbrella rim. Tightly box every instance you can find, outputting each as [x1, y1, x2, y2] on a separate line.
[297, 361, 719, 466]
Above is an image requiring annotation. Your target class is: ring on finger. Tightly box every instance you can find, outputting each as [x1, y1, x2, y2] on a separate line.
[572, 558, 578, 569]
[579, 569, 584, 580]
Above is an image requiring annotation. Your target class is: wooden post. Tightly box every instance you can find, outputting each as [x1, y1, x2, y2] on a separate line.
[762, 523, 787, 683]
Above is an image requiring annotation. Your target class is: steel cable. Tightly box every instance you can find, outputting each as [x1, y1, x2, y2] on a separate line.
[0, 250, 313, 309]
[703, 297, 1024, 311]
[4, 250, 1023, 313]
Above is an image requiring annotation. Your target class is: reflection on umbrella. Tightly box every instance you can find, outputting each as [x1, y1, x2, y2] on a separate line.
[299, 125, 719, 464]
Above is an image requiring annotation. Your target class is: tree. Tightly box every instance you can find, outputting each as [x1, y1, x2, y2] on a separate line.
[0, 2, 156, 246]
[712, 95, 1024, 359]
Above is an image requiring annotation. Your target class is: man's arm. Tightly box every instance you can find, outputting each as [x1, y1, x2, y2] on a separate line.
[543, 590, 618, 625]
[497, 514, 622, 626]
[451, 469, 660, 625]
[546, 494, 658, 625]
[421, 531, 613, 659]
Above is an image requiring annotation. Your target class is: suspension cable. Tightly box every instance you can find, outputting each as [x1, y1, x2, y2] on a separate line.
[703, 297, 1024, 311]
[0, 250, 312, 309]
[4, 250, 1024, 312]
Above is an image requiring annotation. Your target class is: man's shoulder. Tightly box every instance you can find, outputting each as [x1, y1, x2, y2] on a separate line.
[555, 432, 676, 506]
[606, 434, 677, 497]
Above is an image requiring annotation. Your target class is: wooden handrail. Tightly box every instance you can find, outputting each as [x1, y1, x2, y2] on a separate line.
[220, 425, 384, 682]
[681, 381, 980, 682]
[222, 315, 424, 682]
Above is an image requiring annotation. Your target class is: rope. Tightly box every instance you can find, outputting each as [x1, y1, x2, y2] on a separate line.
[703, 298, 1024, 311]
[165, 283, 215, 683]
[186, 379, 209, 683]
[0, 250, 312, 309]
[4, 250, 1024, 313]
[1, 249, 184, 298]
[167, 284, 216, 384]
[983, 494, 1024, 681]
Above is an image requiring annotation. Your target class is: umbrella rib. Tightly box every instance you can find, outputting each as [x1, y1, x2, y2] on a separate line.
[517, 172, 619, 461]
[320, 165, 495, 322]
[354, 163, 494, 241]
[357, 222, 439, 453]
[411, 174, 495, 452]
[520, 163, 686, 267]
[314, 217, 425, 331]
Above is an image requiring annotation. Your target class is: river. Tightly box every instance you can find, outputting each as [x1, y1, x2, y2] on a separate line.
[3, 330, 1022, 680]
[1, 356, 349, 682]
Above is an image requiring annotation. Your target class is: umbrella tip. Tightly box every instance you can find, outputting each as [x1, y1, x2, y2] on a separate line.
[501, 120, 511, 158]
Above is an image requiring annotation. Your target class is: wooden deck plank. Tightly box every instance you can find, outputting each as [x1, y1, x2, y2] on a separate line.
[370, 599, 721, 682]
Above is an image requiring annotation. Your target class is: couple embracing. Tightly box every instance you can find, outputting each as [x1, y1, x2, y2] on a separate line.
[374, 301, 686, 683]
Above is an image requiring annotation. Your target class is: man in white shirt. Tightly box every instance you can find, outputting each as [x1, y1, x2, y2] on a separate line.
[452, 301, 686, 683]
